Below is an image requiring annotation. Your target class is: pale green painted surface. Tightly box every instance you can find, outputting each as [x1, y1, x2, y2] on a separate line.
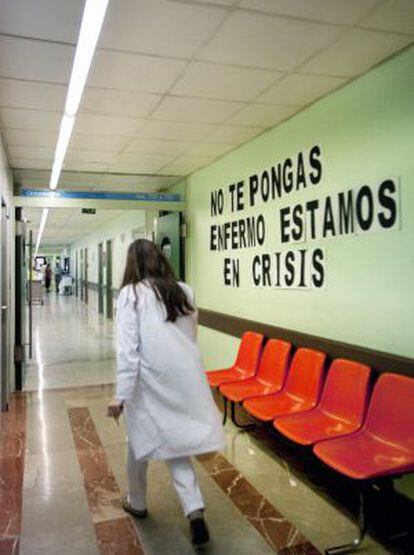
[198, 326, 240, 370]
[177, 46, 414, 359]
[165, 178, 187, 199]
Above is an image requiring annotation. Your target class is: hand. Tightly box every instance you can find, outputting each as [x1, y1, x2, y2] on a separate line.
[107, 399, 124, 424]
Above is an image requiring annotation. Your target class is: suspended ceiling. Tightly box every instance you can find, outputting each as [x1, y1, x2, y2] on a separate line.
[24, 207, 128, 247]
[1, 0, 413, 193]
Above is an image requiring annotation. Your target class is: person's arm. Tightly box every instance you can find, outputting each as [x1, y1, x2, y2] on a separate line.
[115, 285, 141, 403]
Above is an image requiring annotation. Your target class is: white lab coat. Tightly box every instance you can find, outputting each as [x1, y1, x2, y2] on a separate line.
[116, 281, 225, 462]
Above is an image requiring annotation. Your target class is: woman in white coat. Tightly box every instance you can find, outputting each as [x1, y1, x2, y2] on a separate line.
[107, 239, 224, 546]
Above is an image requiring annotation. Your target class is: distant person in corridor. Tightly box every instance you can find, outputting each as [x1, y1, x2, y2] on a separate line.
[54, 260, 62, 293]
[45, 263, 52, 292]
[107, 239, 224, 546]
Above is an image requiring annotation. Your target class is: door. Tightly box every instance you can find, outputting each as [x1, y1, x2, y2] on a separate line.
[84, 248, 88, 304]
[1, 200, 9, 410]
[106, 240, 113, 319]
[98, 243, 104, 315]
[14, 208, 28, 391]
[75, 251, 78, 297]
[80, 249, 84, 301]
[154, 212, 184, 280]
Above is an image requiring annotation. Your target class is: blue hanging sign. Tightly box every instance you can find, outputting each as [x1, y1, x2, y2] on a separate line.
[19, 189, 181, 202]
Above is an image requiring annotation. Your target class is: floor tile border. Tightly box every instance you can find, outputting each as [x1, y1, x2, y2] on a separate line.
[67, 406, 145, 555]
[196, 451, 321, 554]
[0, 394, 26, 555]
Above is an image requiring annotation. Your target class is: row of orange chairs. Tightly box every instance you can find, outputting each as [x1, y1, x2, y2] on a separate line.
[206, 332, 414, 553]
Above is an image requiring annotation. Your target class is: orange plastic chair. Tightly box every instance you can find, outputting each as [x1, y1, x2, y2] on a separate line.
[206, 331, 263, 388]
[243, 348, 326, 421]
[220, 339, 291, 401]
[314, 373, 414, 479]
[313, 373, 414, 553]
[219, 339, 291, 428]
[274, 359, 371, 445]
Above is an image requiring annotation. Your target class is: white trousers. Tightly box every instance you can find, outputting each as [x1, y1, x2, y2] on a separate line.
[127, 444, 205, 517]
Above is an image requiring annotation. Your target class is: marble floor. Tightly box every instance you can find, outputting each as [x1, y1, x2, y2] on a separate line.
[24, 293, 116, 390]
[0, 294, 411, 554]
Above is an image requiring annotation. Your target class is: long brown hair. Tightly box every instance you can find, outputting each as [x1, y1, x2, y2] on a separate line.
[121, 239, 194, 322]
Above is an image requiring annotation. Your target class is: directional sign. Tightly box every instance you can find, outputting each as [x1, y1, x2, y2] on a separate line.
[19, 189, 181, 202]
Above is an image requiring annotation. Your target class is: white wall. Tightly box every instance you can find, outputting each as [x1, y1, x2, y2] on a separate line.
[70, 210, 148, 314]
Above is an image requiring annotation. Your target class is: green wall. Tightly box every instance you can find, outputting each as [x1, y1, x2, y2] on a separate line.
[175, 46, 414, 361]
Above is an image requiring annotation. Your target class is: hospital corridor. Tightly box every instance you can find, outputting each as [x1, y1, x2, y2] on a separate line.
[1, 1, 414, 554]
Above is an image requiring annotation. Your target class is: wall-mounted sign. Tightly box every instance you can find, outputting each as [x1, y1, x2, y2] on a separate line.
[209, 145, 400, 289]
[20, 189, 181, 202]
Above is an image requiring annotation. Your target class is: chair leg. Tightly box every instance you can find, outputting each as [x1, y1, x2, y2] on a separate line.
[325, 485, 367, 554]
[230, 401, 256, 430]
[222, 396, 228, 426]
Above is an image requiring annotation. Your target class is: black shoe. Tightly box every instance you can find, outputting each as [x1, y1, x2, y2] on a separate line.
[122, 495, 148, 518]
[189, 517, 210, 546]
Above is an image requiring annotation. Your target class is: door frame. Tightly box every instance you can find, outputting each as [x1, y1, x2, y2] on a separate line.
[105, 239, 113, 319]
[98, 242, 104, 315]
[84, 247, 88, 304]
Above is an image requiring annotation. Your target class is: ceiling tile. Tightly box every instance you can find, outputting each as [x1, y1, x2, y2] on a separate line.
[179, 0, 237, 5]
[65, 150, 119, 164]
[136, 120, 215, 141]
[125, 137, 193, 156]
[0, 107, 61, 131]
[3, 129, 58, 149]
[257, 73, 348, 105]
[164, 154, 216, 169]
[184, 142, 237, 157]
[171, 61, 283, 101]
[226, 103, 299, 127]
[8, 145, 54, 161]
[73, 113, 145, 137]
[70, 133, 129, 152]
[239, 0, 382, 25]
[109, 162, 165, 174]
[114, 152, 175, 168]
[301, 28, 413, 76]
[359, 0, 414, 35]
[197, 10, 343, 70]
[99, 0, 226, 58]
[62, 160, 109, 172]
[80, 88, 161, 117]
[157, 164, 192, 176]
[0, 35, 74, 83]
[0, 0, 83, 43]
[89, 50, 186, 93]
[204, 124, 263, 143]
[152, 96, 244, 124]
[0, 79, 66, 112]
[10, 158, 52, 170]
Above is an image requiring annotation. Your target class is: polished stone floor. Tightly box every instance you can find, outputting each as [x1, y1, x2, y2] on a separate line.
[0, 294, 409, 553]
[25, 293, 116, 390]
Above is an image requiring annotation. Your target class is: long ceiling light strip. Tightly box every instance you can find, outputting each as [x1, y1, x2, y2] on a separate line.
[37, 0, 109, 255]
[50, 114, 75, 189]
[65, 0, 109, 117]
[49, 0, 109, 191]
[34, 208, 49, 258]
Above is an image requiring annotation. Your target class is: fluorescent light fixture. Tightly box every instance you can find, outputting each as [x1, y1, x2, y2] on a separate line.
[65, 0, 109, 117]
[49, 0, 109, 190]
[34, 208, 49, 258]
[49, 115, 75, 190]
